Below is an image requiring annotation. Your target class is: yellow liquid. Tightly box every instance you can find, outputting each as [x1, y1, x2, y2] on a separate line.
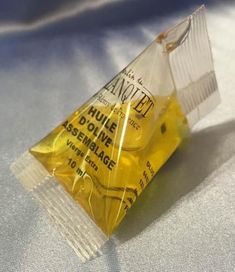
[30, 94, 189, 236]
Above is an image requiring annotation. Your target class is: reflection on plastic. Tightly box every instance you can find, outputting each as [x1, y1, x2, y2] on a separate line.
[11, 6, 220, 262]
[30, 92, 188, 235]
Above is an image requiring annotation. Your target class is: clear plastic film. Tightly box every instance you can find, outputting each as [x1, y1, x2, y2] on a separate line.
[11, 6, 220, 262]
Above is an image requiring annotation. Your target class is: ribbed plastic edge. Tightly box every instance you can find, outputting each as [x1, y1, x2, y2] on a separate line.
[10, 151, 108, 262]
[169, 6, 220, 128]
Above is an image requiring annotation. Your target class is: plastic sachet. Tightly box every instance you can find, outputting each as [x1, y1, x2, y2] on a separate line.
[11, 6, 220, 262]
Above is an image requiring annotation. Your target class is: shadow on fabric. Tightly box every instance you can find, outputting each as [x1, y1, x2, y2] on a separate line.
[113, 119, 235, 243]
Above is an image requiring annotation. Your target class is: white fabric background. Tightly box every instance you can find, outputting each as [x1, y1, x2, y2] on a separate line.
[0, 1, 234, 271]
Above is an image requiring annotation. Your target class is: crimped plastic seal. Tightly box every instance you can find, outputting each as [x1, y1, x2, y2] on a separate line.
[11, 6, 220, 262]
